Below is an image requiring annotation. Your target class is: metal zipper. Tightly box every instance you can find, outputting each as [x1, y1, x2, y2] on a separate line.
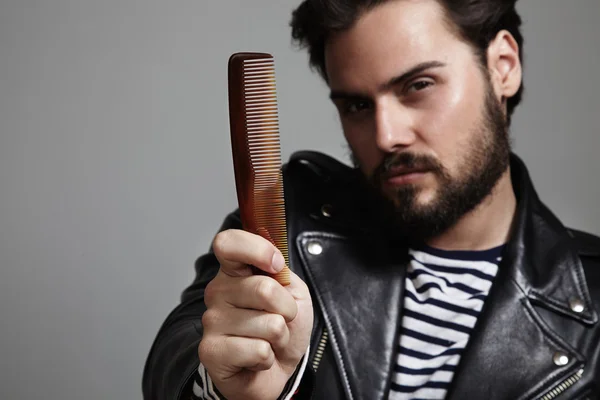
[537, 368, 584, 400]
[311, 327, 329, 372]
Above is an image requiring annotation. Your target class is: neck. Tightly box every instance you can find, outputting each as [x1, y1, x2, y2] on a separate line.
[425, 168, 517, 251]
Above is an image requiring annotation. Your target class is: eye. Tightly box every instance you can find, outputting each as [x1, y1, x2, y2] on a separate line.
[407, 79, 434, 93]
[342, 99, 373, 116]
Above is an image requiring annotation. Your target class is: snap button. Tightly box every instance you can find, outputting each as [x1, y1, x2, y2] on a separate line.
[321, 204, 333, 218]
[569, 298, 585, 313]
[307, 241, 323, 255]
[553, 352, 570, 366]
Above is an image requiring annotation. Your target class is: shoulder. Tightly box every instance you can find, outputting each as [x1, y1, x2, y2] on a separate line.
[567, 228, 600, 304]
[567, 228, 600, 257]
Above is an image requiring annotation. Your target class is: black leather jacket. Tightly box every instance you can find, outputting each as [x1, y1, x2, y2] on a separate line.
[142, 151, 600, 400]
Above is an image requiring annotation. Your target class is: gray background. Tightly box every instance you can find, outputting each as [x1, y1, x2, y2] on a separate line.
[0, 0, 598, 399]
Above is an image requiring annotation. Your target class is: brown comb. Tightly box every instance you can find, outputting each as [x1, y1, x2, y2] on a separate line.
[227, 52, 290, 286]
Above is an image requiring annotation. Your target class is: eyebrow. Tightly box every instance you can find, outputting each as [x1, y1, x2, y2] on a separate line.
[329, 60, 447, 101]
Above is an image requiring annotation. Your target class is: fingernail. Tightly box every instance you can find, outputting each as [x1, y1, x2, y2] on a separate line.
[271, 251, 285, 272]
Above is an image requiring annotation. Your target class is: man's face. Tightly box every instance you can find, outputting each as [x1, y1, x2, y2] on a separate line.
[324, 0, 511, 240]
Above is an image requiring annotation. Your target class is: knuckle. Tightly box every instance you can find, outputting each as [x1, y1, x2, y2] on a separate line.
[286, 297, 299, 319]
[255, 278, 276, 302]
[255, 341, 272, 363]
[201, 309, 219, 329]
[212, 231, 232, 256]
[267, 314, 287, 339]
[198, 338, 217, 363]
[203, 280, 219, 306]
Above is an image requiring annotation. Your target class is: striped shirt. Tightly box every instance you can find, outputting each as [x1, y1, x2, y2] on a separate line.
[191, 344, 309, 400]
[193, 244, 503, 400]
[390, 245, 503, 399]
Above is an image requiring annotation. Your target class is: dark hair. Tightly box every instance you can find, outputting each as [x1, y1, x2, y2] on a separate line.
[290, 0, 524, 121]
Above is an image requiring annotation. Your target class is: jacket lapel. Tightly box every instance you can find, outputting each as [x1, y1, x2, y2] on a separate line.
[286, 152, 598, 400]
[444, 256, 586, 400]
[447, 155, 596, 400]
[296, 231, 406, 400]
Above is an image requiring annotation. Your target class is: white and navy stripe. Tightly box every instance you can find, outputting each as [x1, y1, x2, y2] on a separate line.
[191, 245, 502, 400]
[192, 363, 222, 400]
[390, 245, 503, 399]
[191, 344, 310, 400]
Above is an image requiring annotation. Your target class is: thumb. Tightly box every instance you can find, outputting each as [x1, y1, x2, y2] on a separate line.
[213, 229, 285, 277]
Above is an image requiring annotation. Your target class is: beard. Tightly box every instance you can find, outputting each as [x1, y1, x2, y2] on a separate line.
[352, 81, 511, 244]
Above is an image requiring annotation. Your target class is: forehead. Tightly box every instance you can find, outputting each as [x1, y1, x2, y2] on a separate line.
[324, 0, 471, 90]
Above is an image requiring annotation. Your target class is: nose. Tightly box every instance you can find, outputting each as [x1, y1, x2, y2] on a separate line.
[374, 98, 416, 152]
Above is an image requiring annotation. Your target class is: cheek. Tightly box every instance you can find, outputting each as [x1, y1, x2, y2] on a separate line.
[416, 72, 486, 162]
[424, 86, 470, 138]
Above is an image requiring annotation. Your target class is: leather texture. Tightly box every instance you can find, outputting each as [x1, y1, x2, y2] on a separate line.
[142, 151, 600, 400]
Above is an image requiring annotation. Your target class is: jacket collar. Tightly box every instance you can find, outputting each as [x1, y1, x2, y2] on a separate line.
[289, 151, 597, 400]
[292, 151, 598, 324]
[504, 153, 597, 324]
[446, 154, 598, 399]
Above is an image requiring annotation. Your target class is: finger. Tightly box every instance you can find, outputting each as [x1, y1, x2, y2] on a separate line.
[212, 229, 285, 277]
[202, 308, 290, 353]
[200, 336, 275, 376]
[284, 269, 312, 304]
[221, 275, 298, 322]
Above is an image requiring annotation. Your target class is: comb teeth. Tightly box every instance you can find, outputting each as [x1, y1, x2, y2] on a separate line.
[242, 57, 281, 180]
[235, 55, 289, 286]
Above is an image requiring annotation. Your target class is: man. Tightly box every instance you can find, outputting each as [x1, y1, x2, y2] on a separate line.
[142, 0, 600, 399]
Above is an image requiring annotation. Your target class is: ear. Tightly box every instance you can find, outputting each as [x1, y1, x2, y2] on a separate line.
[486, 30, 522, 106]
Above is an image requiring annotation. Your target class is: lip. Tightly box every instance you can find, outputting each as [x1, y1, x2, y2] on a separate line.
[383, 170, 430, 186]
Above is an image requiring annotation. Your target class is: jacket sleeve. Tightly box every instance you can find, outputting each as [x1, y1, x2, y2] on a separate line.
[141, 210, 314, 399]
[142, 211, 242, 399]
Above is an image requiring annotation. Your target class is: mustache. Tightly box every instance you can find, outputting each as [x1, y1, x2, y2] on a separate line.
[372, 152, 443, 182]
